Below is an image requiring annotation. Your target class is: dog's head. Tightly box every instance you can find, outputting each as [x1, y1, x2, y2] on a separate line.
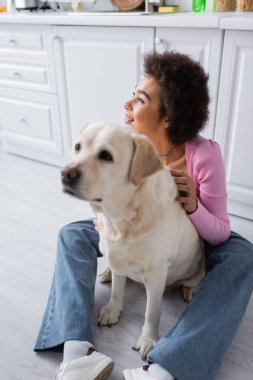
[61, 122, 163, 205]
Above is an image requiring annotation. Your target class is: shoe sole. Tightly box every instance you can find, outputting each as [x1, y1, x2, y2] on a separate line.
[94, 361, 114, 380]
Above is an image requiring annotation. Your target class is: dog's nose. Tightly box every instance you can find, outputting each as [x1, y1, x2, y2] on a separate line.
[61, 167, 80, 186]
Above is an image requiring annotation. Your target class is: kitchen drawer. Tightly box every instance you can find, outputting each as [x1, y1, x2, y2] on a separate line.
[0, 88, 62, 155]
[0, 61, 56, 93]
[0, 25, 50, 58]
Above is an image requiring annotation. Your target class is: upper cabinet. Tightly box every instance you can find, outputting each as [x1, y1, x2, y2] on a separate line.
[155, 27, 223, 139]
[215, 30, 253, 220]
[52, 26, 154, 153]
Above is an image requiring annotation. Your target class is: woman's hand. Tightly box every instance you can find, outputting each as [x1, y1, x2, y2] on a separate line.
[171, 170, 198, 214]
[93, 218, 99, 232]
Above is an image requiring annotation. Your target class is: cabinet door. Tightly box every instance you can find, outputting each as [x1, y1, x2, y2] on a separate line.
[52, 26, 154, 153]
[155, 28, 223, 139]
[215, 31, 253, 220]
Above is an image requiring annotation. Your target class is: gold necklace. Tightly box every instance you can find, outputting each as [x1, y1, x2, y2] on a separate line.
[159, 146, 176, 159]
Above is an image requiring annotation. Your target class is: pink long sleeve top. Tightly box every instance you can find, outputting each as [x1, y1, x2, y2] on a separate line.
[185, 135, 230, 246]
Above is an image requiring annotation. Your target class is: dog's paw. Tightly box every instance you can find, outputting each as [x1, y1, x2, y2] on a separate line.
[99, 267, 112, 283]
[181, 285, 197, 302]
[98, 305, 121, 327]
[133, 335, 157, 360]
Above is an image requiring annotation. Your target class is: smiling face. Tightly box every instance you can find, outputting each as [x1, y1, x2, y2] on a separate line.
[124, 76, 168, 148]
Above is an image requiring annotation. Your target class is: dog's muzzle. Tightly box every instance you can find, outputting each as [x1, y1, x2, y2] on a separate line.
[61, 166, 80, 186]
[61, 167, 102, 203]
[61, 166, 80, 196]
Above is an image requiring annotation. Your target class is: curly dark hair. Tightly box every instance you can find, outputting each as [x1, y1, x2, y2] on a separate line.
[144, 51, 210, 145]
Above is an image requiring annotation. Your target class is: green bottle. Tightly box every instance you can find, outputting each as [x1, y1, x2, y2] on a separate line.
[192, 0, 206, 11]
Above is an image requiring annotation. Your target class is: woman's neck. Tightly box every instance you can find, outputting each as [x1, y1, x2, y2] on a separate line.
[150, 127, 186, 166]
[157, 143, 185, 165]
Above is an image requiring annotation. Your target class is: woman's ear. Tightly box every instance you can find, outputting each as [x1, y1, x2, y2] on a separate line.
[129, 134, 163, 186]
[162, 118, 170, 129]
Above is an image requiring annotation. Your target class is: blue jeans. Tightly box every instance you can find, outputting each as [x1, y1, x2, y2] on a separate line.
[34, 219, 101, 349]
[34, 220, 253, 380]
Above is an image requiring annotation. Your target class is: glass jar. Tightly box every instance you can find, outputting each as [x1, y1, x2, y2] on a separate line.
[236, 0, 253, 11]
[215, 0, 236, 11]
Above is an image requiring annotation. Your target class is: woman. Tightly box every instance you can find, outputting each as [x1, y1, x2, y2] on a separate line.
[34, 51, 253, 380]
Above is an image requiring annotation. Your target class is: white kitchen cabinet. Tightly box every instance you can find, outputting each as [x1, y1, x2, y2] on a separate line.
[52, 26, 154, 154]
[155, 28, 223, 139]
[215, 30, 253, 221]
[0, 24, 64, 166]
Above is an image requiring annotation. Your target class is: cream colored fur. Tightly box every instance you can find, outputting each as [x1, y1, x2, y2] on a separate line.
[62, 121, 205, 360]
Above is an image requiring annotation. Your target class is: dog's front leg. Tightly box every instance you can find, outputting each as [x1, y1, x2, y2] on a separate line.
[134, 275, 167, 360]
[98, 272, 126, 326]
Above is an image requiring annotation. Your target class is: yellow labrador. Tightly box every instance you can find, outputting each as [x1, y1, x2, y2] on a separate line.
[61, 122, 205, 359]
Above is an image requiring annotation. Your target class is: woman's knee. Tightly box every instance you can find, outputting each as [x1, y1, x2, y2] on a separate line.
[240, 246, 253, 280]
[206, 236, 253, 283]
[58, 222, 81, 245]
[227, 235, 253, 267]
[222, 241, 253, 290]
[57, 222, 98, 262]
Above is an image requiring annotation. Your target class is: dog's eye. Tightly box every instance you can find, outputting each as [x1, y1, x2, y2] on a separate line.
[98, 150, 113, 162]
[75, 143, 81, 152]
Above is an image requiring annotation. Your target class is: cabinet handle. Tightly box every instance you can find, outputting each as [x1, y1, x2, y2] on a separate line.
[19, 117, 28, 124]
[155, 37, 163, 45]
[52, 34, 60, 40]
[13, 71, 21, 78]
[8, 37, 16, 44]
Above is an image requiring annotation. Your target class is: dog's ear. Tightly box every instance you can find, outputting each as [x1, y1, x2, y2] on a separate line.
[129, 134, 164, 186]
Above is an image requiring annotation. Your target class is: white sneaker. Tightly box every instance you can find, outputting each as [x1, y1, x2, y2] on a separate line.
[123, 365, 157, 380]
[55, 348, 114, 380]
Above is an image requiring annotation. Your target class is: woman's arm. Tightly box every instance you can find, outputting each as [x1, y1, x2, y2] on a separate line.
[172, 140, 230, 246]
[188, 198, 230, 245]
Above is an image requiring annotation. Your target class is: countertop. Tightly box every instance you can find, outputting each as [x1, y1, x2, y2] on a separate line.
[0, 11, 253, 30]
[219, 12, 253, 30]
